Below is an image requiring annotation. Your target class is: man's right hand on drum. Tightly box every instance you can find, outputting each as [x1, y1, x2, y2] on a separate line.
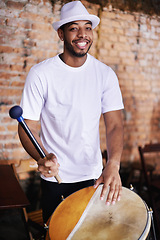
[37, 153, 60, 178]
[94, 160, 122, 206]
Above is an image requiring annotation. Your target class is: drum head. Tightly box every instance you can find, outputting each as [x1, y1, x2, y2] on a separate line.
[48, 186, 151, 240]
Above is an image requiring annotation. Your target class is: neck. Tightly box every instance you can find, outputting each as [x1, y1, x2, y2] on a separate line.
[59, 53, 87, 67]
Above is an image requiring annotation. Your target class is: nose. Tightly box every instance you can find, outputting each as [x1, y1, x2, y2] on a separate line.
[77, 28, 87, 38]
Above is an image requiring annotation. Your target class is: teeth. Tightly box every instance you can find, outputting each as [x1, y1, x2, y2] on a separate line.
[77, 42, 86, 47]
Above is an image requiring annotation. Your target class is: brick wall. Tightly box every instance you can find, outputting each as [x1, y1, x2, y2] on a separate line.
[0, 1, 160, 171]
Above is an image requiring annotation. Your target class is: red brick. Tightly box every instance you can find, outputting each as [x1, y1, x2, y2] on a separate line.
[0, 104, 11, 113]
[32, 22, 52, 31]
[6, 1, 25, 10]
[4, 142, 21, 149]
[23, 39, 37, 47]
[11, 81, 24, 88]
[9, 64, 24, 72]
[0, 17, 6, 26]
[19, 12, 45, 22]
[0, 126, 5, 131]
[0, 88, 22, 97]
[0, 46, 14, 53]
[29, 0, 41, 4]
[0, 64, 11, 71]
[0, 133, 14, 141]
[7, 124, 18, 131]
[0, 72, 19, 80]
[0, 27, 15, 36]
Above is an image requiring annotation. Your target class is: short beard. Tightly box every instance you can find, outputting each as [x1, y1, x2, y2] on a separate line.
[64, 39, 92, 57]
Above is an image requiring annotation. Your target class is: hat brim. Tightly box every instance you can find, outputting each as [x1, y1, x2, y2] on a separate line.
[53, 14, 100, 31]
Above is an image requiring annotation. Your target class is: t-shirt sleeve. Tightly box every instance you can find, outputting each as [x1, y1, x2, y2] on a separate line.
[101, 67, 124, 113]
[20, 67, 45, 120]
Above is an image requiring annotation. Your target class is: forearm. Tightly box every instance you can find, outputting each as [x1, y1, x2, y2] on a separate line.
[18, 121, 47, 161]
[106, 125, 123, 167]
[104, 110, 123, 168]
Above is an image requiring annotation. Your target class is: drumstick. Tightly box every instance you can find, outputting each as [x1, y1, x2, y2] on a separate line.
[9, 105, 62, 184]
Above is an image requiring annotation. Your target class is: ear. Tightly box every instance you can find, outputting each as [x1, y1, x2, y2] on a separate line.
[57, 28, 64, 41]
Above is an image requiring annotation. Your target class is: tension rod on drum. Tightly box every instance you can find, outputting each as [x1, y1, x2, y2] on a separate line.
[130, 184, 134, 191]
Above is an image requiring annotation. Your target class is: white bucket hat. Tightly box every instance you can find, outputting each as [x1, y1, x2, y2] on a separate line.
[53, 1, 100, 31]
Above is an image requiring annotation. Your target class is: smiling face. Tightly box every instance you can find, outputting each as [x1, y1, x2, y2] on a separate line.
[58, 20, 93, 58]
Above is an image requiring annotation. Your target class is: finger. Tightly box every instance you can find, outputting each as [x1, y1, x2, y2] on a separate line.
[45, 155, 58, 167]
[48, 153, 57, 162]
[38, 161, 49, 172]
[117, 185, 122, 202]
[45, 160, 57, 168]
[94, 175, 103, 189]
[50, 163, 60, 169]
[43, 168, 58, 178]
[100, 182, 109, 201]
[105, 183, 115, 206]
[37, 164, 49, 174]
[48, 164, 60, 175]
[38, 162, 59, 176]
[37, 157, 44, 166]
[110, 185, 120, 205]
[37, 163, 44, 172]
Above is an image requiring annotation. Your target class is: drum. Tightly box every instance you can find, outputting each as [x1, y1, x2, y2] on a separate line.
[47, 185, 151, 240]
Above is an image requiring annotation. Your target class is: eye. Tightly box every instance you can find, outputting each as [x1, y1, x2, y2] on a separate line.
[86, 26, 92, 31]
[69, 27, 78, 32]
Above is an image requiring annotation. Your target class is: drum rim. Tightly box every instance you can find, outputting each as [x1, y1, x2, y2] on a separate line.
[138, 200, 151, 240]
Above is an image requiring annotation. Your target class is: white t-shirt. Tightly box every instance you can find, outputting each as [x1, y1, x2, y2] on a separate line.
[20, 54, 124, 183]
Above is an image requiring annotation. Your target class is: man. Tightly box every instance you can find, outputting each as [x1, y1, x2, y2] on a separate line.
[18, 1, 124, 223]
